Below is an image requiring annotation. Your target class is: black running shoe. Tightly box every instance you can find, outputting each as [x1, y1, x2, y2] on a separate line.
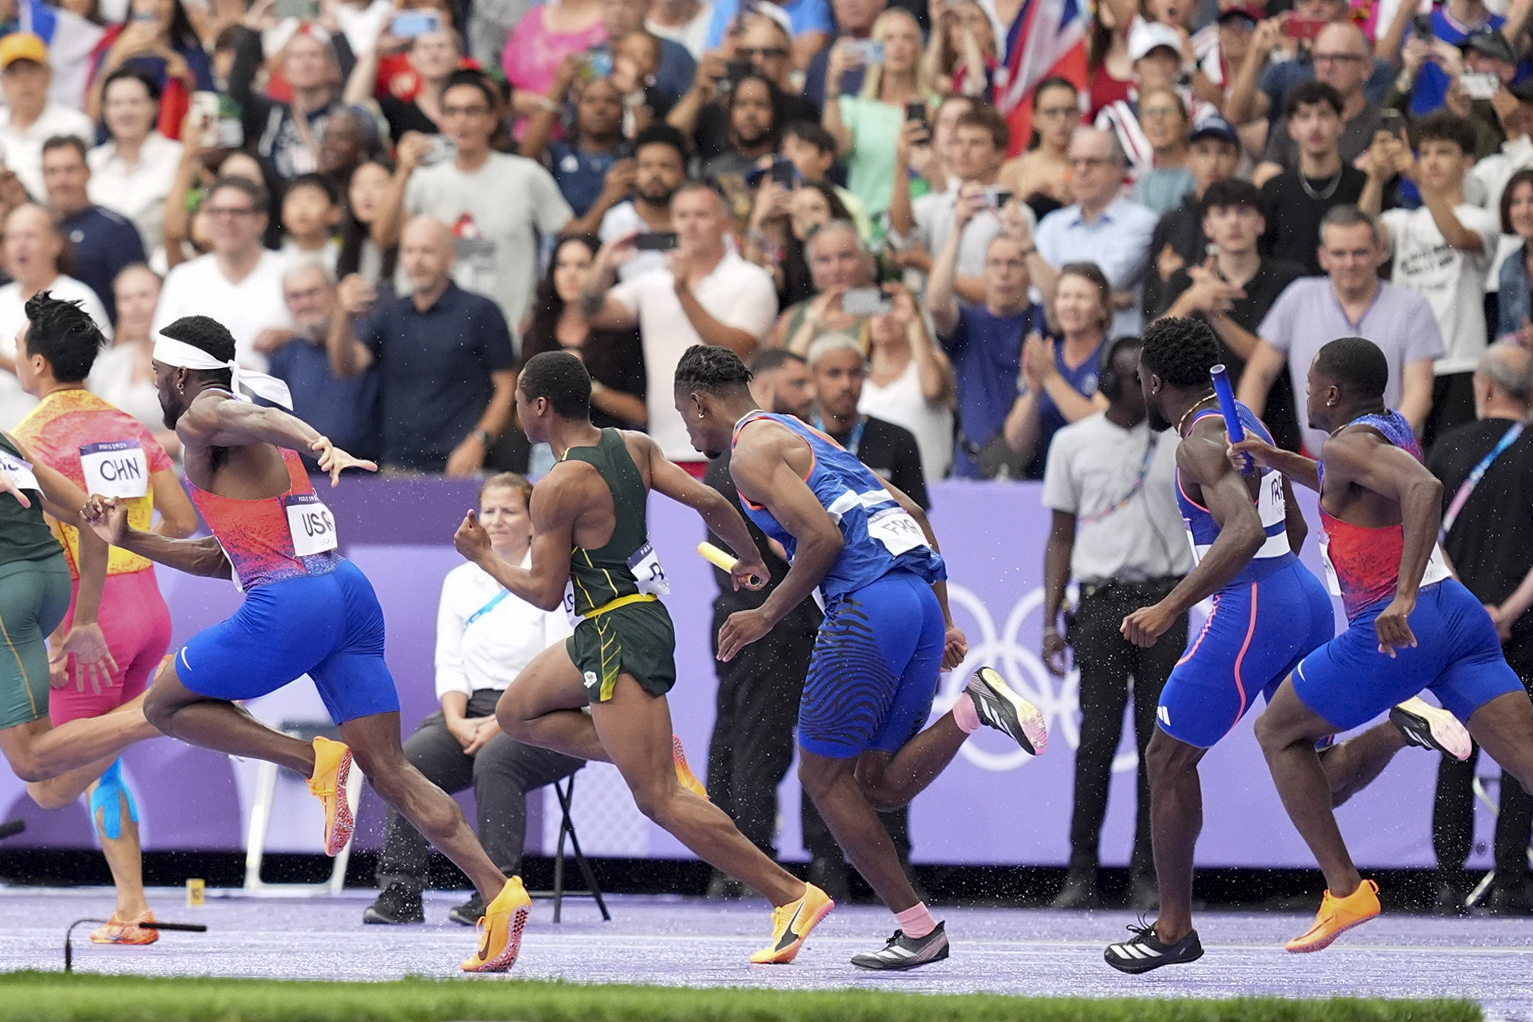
[363, 882, 424, 925]
[1104, 919, 1203, 974]
[449, 891, 486, 926]
[966, 667, 1048, 755]
[850, 922, 950, 971]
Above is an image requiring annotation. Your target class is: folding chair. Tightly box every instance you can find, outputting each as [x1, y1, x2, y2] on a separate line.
[243, 721, 364, 896]
[529, 772, 610, 922]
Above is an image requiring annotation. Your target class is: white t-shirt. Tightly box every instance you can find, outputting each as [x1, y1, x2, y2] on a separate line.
[406, 152, 574, 331]
[609, 251, 778, 461]
[1381, 203, 1500, 376]
[88, 132, 185, 260]
[435, 551, 572, 701]
[858, 358, 954, 483]
[88, 342, 165, 438]
[152, 250, 292, 372]
[0, 103, 96, 201]
[1041, 411, 1192, 583]
[0, 274, 111, 429]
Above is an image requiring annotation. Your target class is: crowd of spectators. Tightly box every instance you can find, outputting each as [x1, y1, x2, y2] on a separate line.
[5, 0, 1533, 908]
[2, 0, 1531, 482]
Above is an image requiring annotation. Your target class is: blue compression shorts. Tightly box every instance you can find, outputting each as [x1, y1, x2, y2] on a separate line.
[1157, 554, 1334, 748]
[177, 558, 400, 724]
[799, 569, 946, 759]
[1293, 577, 1523, 731]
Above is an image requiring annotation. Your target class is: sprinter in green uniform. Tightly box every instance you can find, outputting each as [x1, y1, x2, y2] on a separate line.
[453, 351, 837, 965]
[0, 429, 159, 796]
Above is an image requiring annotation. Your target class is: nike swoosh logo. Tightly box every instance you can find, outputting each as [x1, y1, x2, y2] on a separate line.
[774, 903, 806, 952]
[477, 921, 494, 961]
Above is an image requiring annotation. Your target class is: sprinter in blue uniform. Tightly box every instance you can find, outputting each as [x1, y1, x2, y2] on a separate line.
[1104, 319, 1469, 974]
[674, 344, 1048, 971]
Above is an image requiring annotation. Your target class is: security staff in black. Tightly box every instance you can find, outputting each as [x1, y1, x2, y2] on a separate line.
[453, 351, 837, 963]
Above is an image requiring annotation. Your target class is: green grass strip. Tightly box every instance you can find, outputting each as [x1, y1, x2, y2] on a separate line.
[0, 972, 1481, 1022]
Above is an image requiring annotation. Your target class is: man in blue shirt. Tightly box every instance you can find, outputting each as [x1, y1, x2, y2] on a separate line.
[929, 195, 1045, 479]
[41, 136, 144, 324]
[326, 216, 516, 475]
[265, 260, 378, 463]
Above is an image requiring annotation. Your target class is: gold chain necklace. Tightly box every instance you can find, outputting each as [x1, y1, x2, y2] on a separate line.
[1177, 391, 1218, 436]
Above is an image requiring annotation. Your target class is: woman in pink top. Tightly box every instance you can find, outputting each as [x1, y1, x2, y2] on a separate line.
[501, 0, 607, 128]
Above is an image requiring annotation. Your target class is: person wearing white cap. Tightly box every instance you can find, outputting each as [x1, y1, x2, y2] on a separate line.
[1094, 20, 1213, 184]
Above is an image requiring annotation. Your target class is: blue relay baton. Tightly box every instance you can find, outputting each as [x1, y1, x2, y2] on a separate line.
[1211, 364, 1252, 474]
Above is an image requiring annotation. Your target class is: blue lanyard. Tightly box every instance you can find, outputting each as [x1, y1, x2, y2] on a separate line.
[465, 589, 509, 628]
[1080, 432, 1159, 527]
[815, 415, 865, 457]
[1442, 422, 1525, 538]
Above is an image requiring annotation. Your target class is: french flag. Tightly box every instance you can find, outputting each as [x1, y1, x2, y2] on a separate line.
[996, 0, 1089, 157]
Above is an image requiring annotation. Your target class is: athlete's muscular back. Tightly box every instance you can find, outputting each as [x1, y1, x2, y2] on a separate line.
[536, 430, 662, 554]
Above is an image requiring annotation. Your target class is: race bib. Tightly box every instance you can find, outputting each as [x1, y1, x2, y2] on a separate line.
[627, 541, 671, 596]
[562, 580, 580, 627]
[0, 449, 39, 495]
[80, 440, 150, 498]
[1422, 543, 1453, 588]
[1318, 534, 1343, 597]
[283, 493, 339, 557]
[866, 505, 925, 558]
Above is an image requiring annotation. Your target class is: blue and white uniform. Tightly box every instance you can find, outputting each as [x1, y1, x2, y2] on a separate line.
[732, 411, 947, 758]
[1156, 404, 1334, 748]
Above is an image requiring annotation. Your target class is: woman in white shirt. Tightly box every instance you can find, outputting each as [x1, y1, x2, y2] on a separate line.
[88, 69, 185, 263]
[364, 473, 583, 926]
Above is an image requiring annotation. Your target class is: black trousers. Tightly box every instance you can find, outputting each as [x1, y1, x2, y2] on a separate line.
[1433, 661, 1533, 886]
[375, 688, 584, 890]
[707, 599, 911, 861]
[1066, 578, 1187, 877]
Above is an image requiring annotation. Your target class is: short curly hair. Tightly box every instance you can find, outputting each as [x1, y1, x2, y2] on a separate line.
[1140, 317, 1219, 389]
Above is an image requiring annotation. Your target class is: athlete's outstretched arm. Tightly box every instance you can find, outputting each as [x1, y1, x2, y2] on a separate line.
[454, 467, 578, 612]
[177, 396, 376, 485]
[81, 495, 232, 579]
[1228, 434, 1321, 490]
[639, 435, 770, 591]
[720, 434, 845, 662]
[1123, 428, 1266, 647]
[1321, 429, 1444, 656]
[10, 439, 120, 688]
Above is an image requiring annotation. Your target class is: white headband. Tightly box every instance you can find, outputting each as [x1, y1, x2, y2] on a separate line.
[153, 336, 293, 410]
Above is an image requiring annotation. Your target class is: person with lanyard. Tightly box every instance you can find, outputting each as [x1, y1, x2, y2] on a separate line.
[1230, 337, 1533, 955]
[1105, 320, 1470, 974]
[677, 343, 1047, 971]
[1039, 334, 1192, 912]
[12, 291, 199, 947]
[1427, 342, 1533, 914]
[805, 333, 929, 507]
[365, 473, 586, 928]
[451, 350, 835, 966]
[80, 315, 530, 974]
[0, 413, 159, 809]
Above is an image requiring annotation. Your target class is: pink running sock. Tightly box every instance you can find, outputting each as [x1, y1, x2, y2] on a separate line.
[895, 902, 937, 939]
[952, 692, 981, 734]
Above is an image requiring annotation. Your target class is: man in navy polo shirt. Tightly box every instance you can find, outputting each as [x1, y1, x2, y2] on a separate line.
[41, 135, 144, 324]
[326, 215, 515, 476]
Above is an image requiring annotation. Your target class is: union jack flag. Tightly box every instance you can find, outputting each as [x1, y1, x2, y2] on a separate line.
[996, 0, 1090, 155]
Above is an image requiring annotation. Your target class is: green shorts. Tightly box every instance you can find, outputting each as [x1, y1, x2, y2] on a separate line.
[0, 553, 73, 731]
[566, 597, 677, 704]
